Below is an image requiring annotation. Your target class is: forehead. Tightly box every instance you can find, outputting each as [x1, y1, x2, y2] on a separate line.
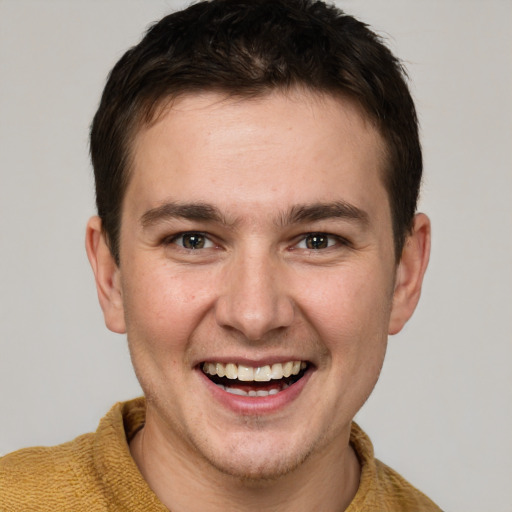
[126, 90, 389, 225]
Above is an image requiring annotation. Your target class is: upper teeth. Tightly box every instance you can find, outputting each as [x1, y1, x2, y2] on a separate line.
[202, 361, 307, 381]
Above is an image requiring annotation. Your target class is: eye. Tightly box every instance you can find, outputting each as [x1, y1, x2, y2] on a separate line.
[170, 232, 215, 250]
[296, 233, 338, 250]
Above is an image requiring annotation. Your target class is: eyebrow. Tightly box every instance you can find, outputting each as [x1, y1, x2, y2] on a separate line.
[280, 201, 369, 227]
[140, 202, 227, 228]
[140, 200, 369, 229]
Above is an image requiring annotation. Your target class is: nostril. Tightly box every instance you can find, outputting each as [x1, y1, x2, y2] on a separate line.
[214, 294, 295, 341]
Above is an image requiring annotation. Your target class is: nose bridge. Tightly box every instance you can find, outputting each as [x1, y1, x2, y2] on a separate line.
[215, 244, 294, 340]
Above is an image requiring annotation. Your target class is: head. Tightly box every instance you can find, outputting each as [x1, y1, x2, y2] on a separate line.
[90, 0, 422, 265]
[86, 0, 430, 488]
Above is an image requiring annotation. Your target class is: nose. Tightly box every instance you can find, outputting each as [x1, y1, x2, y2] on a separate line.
[214, 249, 295, 341]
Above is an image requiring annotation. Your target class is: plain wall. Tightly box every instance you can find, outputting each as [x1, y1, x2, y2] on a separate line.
[1, 1, 511, 510]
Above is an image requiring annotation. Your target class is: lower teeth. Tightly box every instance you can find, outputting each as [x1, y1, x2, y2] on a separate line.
[218, 383, 288, 397]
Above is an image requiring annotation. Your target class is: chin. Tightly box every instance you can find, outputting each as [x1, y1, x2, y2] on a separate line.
[189, 428, 320, 483]
[203, 451, 308, 483]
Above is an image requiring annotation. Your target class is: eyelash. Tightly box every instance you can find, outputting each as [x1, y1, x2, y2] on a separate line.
[164, 232, 215, 250]
[163, 231, 349, 251]
[295, 232, 348, 251]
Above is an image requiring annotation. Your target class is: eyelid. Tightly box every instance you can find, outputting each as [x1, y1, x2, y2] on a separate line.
[164, 231, 216, 249]
[293, 232, 350, 250]
[160, 230, 350, 251]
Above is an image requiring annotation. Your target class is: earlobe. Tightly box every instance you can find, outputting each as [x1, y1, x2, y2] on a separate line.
[85, 216, 126, 334]
[388, 213, 431, 335]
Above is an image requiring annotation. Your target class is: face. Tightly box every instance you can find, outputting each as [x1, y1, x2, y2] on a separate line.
[90, 90, 425, 480]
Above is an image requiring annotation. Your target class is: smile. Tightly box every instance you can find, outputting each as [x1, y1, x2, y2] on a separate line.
[201, 361, 308, 397]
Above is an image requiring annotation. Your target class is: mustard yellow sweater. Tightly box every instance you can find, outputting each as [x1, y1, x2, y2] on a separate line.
[1, 397, 441, 511]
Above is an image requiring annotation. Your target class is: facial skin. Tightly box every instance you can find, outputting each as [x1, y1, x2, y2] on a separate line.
[86, 90, 430, 511]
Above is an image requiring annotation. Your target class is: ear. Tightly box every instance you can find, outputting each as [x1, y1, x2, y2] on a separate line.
[388, 213, 431, 335]
[85, 216, 126, 334]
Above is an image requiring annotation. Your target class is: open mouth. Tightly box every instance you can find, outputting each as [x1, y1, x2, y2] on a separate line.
[201, 361, 309, 397]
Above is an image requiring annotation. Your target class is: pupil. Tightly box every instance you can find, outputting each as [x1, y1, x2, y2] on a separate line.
[183, 234, 205, 249]
[306, 234, 328, 249]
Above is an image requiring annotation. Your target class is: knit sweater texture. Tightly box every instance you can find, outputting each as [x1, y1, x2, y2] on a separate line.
[1, 397, 441, 511]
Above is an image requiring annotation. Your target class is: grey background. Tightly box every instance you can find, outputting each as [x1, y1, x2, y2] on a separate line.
[1, 1, 511, 510]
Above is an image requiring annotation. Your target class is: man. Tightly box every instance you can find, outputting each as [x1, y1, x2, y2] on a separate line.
[0, 0, 439, 510]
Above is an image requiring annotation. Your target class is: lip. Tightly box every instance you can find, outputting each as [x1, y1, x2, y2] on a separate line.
[196, 363, 313, 415]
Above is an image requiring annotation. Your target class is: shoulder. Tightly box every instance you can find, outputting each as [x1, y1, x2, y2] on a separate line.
[348, 423, 442, 511]
[373, 458, 442, 511]
[0, 433, 106, 511]
[0, 399, 147, 512]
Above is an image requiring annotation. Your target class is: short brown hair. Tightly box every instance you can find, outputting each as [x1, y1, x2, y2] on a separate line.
[90, 0, 422, 264]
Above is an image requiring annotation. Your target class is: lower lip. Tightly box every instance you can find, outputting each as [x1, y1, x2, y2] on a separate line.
[197, 367, 313, 415]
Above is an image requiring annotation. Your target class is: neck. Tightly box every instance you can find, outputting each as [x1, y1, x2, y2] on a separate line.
[129, 413, 360, 512]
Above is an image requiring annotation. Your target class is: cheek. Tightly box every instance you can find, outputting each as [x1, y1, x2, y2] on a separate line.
[121, 263, 217, 359]
[299, 264, 393, 357]
[308, 263, 392, 318]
